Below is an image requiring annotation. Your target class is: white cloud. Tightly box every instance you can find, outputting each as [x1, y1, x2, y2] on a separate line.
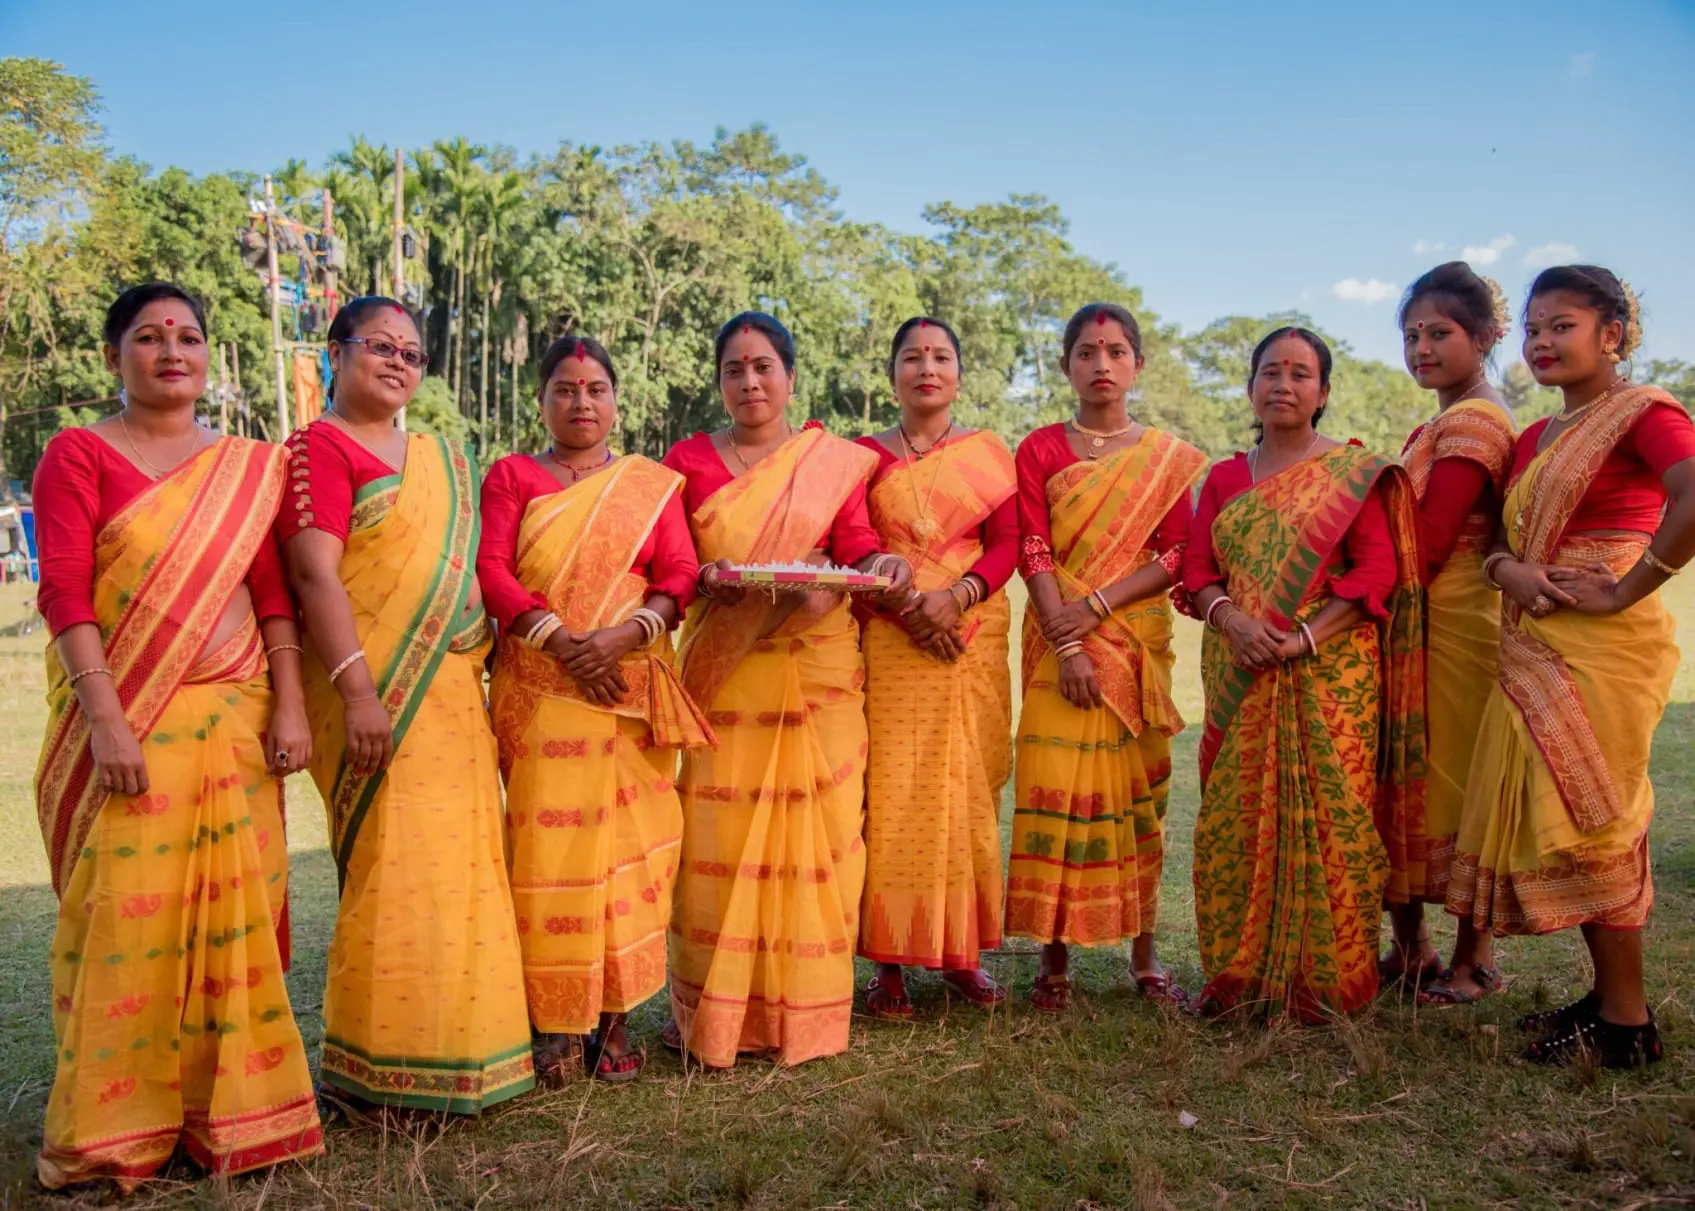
[1331, 278, 1399, 304]
[1410, 239, 1448, 255]
[1569, 52, 1595, 78]
[1460, 234, 1517, 265]
[1524, 241, 1580, 269]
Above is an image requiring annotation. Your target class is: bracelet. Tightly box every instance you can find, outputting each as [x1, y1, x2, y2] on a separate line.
[523, 612, 560, 645]
[1641, 547, 1683, 577]
[69, 666, 113, 686]
[265, 643, 303, 657]
[1300, 622, 1317, 657]
[630, 607, 666, 645]
[1053, 641, 1085, 662]
[528, 615, 564, 650]
[1482, 552, 1513, 592]
[948, 582, 972, 610]
[1204, 595, 1235, 630]
[871, 553, 906, 581]
[697, 564, 720, 600]
[341, 692, 378, 705]
[1086, 591, 1111, 620]
[326, 650, 366, 684]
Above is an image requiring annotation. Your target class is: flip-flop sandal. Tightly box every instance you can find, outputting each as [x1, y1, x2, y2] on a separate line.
[941, 970, 1007, 1007]
[1416, 964, 1502, 1007]
[659, 1020, 684, 1053]
[1378, 952, 1446, 988]
[1029, 973, 1072, 1014]
[590, 1039, 646, 1084]
[864, 974, 914, 1020]
[533, 1033, 586, 1084]
[1134, 972, 1190, 1006]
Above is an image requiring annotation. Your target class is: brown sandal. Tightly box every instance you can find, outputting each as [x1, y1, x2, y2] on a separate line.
[1416, 964, 1501, 1007]
[1134, 971, 1189, 1006]
[864, 974, 914, 1020]
[533, 1033, 586, 1083]
[942, 969, 1007, 1007]
[1029, 973, 1072, 1014]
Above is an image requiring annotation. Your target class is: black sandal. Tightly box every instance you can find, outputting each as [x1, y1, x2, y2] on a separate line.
[1517, 990, 1600, 1034]
[1416, 964, 1501, 1007]
[1523, 1010, 1663, 1069]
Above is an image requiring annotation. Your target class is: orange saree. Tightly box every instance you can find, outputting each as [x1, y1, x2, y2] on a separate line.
[34, 438, 321, 1190]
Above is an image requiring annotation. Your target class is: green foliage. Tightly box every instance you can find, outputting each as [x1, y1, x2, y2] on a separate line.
[404, 376, 469, 441]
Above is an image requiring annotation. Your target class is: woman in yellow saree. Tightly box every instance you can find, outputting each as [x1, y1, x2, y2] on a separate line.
[661, 311, 912, 1067]
[281, 298, 534, 1111]
[1184, 327, 1425, 1023]
[479, 336, 710, 1082]
[854, 316, 1018, 1016]
[1449, 265, 1695, 1068]
[33, 284, 320, 1189]
[1006, 303, 1207, 1012]
[1386, 262, 1517, 997]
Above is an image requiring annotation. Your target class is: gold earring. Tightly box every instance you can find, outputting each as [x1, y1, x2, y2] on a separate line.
[1605, 348, 1621, 363]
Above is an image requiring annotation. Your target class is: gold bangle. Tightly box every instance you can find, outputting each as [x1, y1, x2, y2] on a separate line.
[1641, 547, 1683, 577]
[1204, 595, 1235, 630]
[265, 643, 303, 657]
[69, 666, 113, 686]
[326, 649, 366, 684]
[1482, 552, 1513, 592]
[1086, 591, 1111, 620]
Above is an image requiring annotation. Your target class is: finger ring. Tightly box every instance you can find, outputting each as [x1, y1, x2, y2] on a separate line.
[276, 750, 289, 764]
[1533, 594, 1553, 615]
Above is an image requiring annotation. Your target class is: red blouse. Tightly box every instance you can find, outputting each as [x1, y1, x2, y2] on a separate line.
[33, 427, 294, 637]
[1182, 447, 1398, 620]
[276, 419, 398, 544]
[1014, 424, 1191, 581]
[475, 453, 699, 631]
[660, 428, 881, 565]
[1509, 404, 1695, 535]
[1398, 422, 1496, 585]
[854, 435, 1019, 594]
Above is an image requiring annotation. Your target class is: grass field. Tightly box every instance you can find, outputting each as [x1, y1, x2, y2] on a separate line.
[0, 577, 1691, 1210]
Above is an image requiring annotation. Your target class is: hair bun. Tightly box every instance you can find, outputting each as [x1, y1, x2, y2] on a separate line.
[1619, 279, 1643, 360]
[1480, 275, 1511, 345]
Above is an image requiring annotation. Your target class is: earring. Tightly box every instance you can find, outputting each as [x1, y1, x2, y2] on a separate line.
[1605, 348, 1621, 363]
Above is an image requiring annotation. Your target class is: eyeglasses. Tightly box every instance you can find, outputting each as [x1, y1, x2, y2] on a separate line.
[339, 336, 428, 369]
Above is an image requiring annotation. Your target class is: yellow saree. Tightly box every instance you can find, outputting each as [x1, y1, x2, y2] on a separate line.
[1193, 445, 1425, 1021]
[670, 427, 878, 1067]
[859, 431, 1015, 970]
[1448, 388, 1680, 935]
[303, 433, 534, 1111]
[1005, 430, 1207, 946]
[488, 456, 711, 1035]
[34, 438, 321, 1191]
[1400, 400, 1516, 902]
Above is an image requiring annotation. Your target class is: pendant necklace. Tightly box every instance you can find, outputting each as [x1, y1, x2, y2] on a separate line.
[118, 408, 205, 479]
[898, 424, 953, 540]
[547, 446, 614, 481]
[727, 422, 792, 471]
[1249, 431, 1321, 485]
[1557, 377, 1628, 423]
[1071, 416, 1133, 459]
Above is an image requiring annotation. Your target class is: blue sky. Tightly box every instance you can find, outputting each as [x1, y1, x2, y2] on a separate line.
[5, 0, 1692, 369]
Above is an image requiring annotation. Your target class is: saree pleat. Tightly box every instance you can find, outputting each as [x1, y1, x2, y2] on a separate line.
[1448, 388, 1679, 935]
[1402, 401, 1516, 901]
[35, 440, 321, 1190]
[1005, 430, 1206, 946]
[304, 435, 533, 1111]
[488, 457, 709, 1034]
[1193, 446, 1425, 1021]
[669, 429, 878, 1067]
[859, 432, 1015, 970]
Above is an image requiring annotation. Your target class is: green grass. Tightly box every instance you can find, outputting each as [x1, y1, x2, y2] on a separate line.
[0, 578, 1692, 1209]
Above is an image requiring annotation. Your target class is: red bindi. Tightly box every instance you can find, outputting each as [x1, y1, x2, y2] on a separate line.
[1416, 321, 1425, 330]
[922, 344, 931, 352]
[163, 318, 174, 327]
[1283, 359, 1291, 365]
[577, 378, 586, 385]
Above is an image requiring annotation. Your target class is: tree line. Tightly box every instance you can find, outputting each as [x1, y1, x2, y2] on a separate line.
[4, 57, 1691, 491]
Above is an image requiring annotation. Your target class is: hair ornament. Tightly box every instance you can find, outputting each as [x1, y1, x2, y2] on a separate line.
[1480, 274, 1511, 345]
[1619, 278, 1642, 360]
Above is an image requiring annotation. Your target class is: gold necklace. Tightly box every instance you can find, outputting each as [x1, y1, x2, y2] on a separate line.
[328, 408, 405, 471]
[1248, 431, 1321, 485]
[118, 408, 203, 479]
[727, 422, 792, 471]
[547, 446, 614, 481]
[1557, 377, 1628, 423]
[898, 421, 951, 460]
[1070, 416, 1133, 459]
[897, 427, 952, 540]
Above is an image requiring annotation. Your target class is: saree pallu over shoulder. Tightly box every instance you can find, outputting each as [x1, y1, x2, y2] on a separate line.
[1193, 445, 1425, 1020]
[860, 432, 1014, 969]
[1004, 429, 1205, 947]
[1448, 388, 1679, 935]
[669, 429, 876, 1068]
[36, 437, 287, 897]
[1402, 401, 1516, 901]
[303, 433, 533, 1112]
[488, 457, 707, 1035]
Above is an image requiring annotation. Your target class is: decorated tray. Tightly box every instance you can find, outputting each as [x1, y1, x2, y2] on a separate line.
[717, 562, 893, 593]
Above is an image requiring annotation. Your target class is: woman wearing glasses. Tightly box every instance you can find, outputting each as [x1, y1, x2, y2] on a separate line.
[280, 298, 534, 1114]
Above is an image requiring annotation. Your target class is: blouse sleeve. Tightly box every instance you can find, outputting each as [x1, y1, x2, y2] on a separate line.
[1181, 468, 1228, 597]
[1626, 404, 1695, 475]
[966, 494, 1019, 595]
[1150, 489, 1194, 580]
[474, 458, 550, 632]
[244, 532, 297, 622]
[279, 424, 355, 544]
[31, 432, 102, 637]
[1329, 481, 1397, 620]
[827, 480, 881, 566]
[1415, 457, 1493, 586]
[1015, 436, 1056, 579]
[646, 490, 699, 612]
